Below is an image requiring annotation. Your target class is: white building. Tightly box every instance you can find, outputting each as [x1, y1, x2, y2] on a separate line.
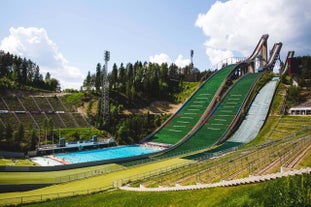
[289, 101, 311, 115]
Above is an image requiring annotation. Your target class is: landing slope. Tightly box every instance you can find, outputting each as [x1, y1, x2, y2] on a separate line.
[149, 64, 236, 145]
[166, 73, 260, 154]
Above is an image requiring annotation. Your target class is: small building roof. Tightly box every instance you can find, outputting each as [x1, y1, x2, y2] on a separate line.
[290, 100, 311, 109]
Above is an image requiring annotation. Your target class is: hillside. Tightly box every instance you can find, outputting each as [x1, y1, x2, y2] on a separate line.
[0, 80, 199, 151]
[0, 68, 311, 206]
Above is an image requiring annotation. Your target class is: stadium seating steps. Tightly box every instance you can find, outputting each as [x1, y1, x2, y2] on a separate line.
[0, 96, 89, 129]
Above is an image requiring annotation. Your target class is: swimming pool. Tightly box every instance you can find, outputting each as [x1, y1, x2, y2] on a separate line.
[53, 145, 161, 164]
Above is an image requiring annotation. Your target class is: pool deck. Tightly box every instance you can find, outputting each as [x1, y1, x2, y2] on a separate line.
[47, 155, 71, 165]
[30, 156, 63, 166]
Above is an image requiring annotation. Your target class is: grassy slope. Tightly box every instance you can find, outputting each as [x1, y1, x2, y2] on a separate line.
[24, 174, 311, 207]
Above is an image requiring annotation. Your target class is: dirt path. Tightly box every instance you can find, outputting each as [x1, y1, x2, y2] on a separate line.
[123, 101, 182, 115]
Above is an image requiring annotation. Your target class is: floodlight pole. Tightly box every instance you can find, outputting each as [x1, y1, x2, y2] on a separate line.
[190, 49, 194, 68]
[101, 51, 110, 128]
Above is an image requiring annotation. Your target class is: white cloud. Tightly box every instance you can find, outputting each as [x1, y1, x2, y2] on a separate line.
[149, 53, 172, 65]
[174, 54, 191, 68]
[0, 27, 84, 89]
[205, 48, 233, 66]
[195, 0, 311, 66]
[149, 53, 190, 68]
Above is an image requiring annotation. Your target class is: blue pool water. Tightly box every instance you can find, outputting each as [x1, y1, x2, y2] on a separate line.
[54, 145, 161, 164]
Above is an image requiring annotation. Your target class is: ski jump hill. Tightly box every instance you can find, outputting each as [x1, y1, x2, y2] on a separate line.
[141, 34, 282, 157]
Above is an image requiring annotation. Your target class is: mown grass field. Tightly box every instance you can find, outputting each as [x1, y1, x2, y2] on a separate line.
[0, 158, 194, 206]
[0, 163, 122, 184]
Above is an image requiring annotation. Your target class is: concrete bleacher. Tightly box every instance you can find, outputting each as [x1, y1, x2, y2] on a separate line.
[18, 97, 37, 111]
[0, 113, 19, 126]
[45, 96, 65, 111]
[72, 113, 90, 127]
[150, 64, 237, 145]
[168, 73, 260, 154]
[0, 95, 90, 129]
[2, 97, 21, 111]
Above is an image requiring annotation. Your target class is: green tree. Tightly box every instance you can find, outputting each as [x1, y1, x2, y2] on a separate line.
[95, 63, 101, 91]
[119, 63, 126, 92]
[287, 86, 301, 107]
[71, 131, 80, 142]
[45, 72, 51, 81]
[30, 129, 38, 150]
[168, 63, 178, 79]
[33, 66, 44, 88]
[48, 78, 60, 91]
[11, 64, 19, 82]
[21, 59, 28, 85]
[0, 125, 4, 141]
[116, 123, 131, 144]
[42, 118, 54, 144]
[301, 56, 311, 79]
[83, 71, 92, 91]
[5, 123, 13, 142]
[110, 63, 118, 89]
[14, 123, 25, 142]
[45, 77, 60, 91]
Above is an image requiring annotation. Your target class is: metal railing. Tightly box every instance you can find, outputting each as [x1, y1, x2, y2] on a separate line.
[114, 134, 311, 188]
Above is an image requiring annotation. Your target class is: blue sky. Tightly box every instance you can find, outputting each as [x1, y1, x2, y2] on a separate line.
[1, 0, 310, 89]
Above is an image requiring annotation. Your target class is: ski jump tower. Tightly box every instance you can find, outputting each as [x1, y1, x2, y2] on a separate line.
[246, 34, 269, 73]
[101, 50, 110, 128]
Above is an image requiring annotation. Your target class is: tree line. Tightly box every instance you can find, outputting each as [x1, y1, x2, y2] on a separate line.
[0, 122, 37, 152]
[281, 56, 311, 109]
[82, 61, 205, 101]
[0, 51, 60, 91]
[82, 61, 210, 137]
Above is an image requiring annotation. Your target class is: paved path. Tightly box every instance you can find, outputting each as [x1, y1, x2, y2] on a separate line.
[120, 167, 311, 192]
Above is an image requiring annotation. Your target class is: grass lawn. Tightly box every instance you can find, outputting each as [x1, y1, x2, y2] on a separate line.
[0, 158, 36, 166]
[246, 115, 311, 147]
[297, 148, 311, 169]
[0, 163, 123, 184]
[0, 157, 193, 205]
